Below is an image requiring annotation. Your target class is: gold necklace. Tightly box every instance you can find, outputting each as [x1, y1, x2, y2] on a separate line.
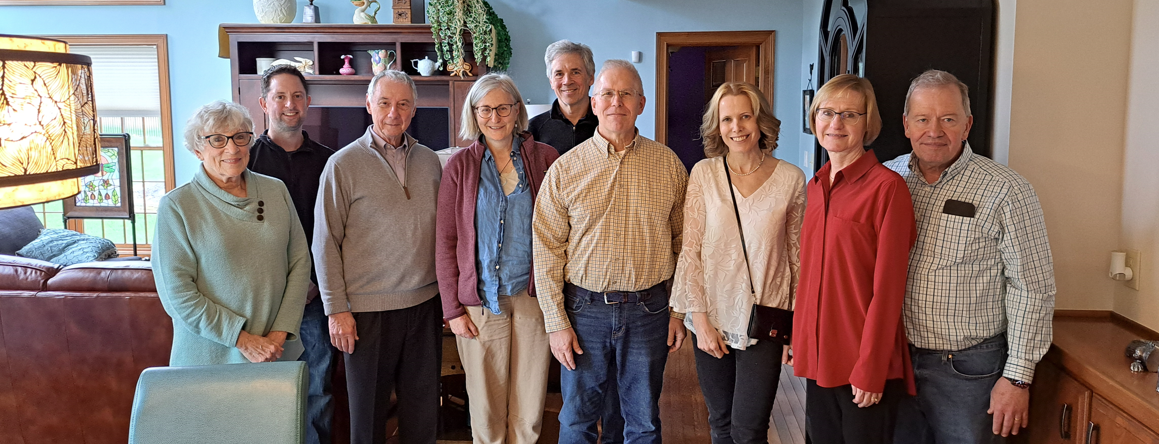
[727, 153, 765, 177]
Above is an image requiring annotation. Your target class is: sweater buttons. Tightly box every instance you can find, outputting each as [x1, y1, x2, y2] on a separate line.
[257, 207, 264, 214]
[257, 215, 264, 221]
[258, 200, 264, 206]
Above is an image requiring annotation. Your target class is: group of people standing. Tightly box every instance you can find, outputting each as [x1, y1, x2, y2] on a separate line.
[151, 37, 1056, 444]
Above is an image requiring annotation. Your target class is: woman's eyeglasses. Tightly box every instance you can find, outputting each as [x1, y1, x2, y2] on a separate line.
[202, 132, 255, 149]
[475, 103, 517, 118]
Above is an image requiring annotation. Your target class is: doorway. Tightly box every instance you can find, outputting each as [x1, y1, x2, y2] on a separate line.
[656, 31, 775, 171]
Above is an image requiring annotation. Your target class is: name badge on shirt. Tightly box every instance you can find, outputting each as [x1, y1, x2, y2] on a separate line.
[942, 199, 976, 218]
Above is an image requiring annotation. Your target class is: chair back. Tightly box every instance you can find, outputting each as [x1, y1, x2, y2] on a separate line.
[128, 361, 306, 444]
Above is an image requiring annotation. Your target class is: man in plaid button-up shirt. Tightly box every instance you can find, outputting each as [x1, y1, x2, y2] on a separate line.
[533, 60, 687, 444]
[884, 70, 1056, 444]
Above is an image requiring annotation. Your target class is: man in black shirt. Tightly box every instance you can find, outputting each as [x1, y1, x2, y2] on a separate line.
[247, 64, 337, 444]
[528, 40, 599, 156]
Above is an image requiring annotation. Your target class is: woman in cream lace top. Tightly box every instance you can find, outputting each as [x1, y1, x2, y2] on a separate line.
[671, 82, 805, 444]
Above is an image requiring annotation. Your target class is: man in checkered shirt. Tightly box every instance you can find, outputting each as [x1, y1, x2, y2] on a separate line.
[883, 70, 1056, 444]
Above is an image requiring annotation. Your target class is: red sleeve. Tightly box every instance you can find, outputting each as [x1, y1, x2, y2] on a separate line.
[848, 175, 916, 393]
[435, 152, 466, 321]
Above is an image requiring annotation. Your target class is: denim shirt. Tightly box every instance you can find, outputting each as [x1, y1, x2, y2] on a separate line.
[474, 138, 533, 314]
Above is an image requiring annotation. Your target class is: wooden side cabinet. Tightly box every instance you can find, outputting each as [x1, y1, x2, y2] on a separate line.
[220, 24, 484, 149]
[1017, 315, 1159, 444]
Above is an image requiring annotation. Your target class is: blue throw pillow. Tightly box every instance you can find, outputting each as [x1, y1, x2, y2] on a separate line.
[0, 206, 44, 256]
[16, 228, 118, 266]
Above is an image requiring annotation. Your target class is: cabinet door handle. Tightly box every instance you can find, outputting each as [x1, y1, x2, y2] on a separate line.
[1085, 421, 1099, 444]
[1059, 403, 1071, 439]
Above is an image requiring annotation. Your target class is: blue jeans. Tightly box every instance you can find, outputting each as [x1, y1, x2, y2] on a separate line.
[299, 296, 336, 444]
[894, 334, 1008, 444]
[558, 284, 672, 444]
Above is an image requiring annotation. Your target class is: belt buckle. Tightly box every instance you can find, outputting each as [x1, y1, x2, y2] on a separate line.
[603, 292, 620, 304]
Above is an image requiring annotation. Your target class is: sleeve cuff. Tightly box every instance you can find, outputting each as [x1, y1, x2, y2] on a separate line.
[1003, 356, 1038, 383]
[544, 318, 572, 333]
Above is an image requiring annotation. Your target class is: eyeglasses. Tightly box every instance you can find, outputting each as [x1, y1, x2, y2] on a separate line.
[202, 132, 255, 149]
[595, 89, 640, 102]
[817, 108, 867, 124]
[475, 103, 517, 118]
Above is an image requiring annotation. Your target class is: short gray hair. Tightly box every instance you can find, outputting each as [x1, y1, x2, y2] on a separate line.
[904, 69, 971, 117]
[367, 70, 418, 104]
[544, 40, 595, 79]
[183, 100, 254, 154]
[595, 59, 643, 95]
[459, 73, 529, 141]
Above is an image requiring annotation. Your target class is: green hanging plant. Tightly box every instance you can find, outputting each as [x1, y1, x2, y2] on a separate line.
[428, 0, 512, 76]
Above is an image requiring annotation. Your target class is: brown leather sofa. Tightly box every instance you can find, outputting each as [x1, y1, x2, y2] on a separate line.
[0, 254, 168, 444]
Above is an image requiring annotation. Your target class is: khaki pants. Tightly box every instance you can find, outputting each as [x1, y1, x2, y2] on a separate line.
[456, 290, 551, 444]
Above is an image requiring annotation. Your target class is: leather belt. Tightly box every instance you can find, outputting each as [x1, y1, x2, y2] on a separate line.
[565, 283, 666, 305]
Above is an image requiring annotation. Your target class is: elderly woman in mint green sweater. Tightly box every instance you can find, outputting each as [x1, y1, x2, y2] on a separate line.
[153, 100, 311, 366]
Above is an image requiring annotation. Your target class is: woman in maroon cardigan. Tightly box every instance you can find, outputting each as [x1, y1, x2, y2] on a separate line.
[790, 74, 917, 444]
[435, 73, 560, 444]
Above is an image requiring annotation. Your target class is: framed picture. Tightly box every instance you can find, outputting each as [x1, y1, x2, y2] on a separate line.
[802, 89, 815, 134]
[63, 134, 134, 219]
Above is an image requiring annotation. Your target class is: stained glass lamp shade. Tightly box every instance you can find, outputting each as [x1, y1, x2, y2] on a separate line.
[0, 35, 101, 209]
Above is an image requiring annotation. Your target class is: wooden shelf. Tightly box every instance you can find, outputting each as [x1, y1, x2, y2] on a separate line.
[222, 23, 485, 148]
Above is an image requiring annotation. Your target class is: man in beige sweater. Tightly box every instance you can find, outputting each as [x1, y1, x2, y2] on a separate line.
[313, 70, 443, 444]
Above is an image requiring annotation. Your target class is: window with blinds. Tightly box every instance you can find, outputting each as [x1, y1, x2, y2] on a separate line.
[28, 36, 174, 255]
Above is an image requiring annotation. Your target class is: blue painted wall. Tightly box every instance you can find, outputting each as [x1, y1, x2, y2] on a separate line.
[1, 0, 807, 185]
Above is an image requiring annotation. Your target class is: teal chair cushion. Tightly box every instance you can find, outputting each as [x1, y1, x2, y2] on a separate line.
[128, 361, 307, 444]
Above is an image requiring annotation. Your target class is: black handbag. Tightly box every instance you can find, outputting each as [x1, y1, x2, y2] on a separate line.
[723, 156, 793, 343]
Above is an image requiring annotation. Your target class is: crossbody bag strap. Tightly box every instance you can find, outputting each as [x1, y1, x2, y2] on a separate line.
[722, 155, 756, 298]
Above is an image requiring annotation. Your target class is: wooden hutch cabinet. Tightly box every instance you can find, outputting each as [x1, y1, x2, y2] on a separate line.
[220, 24, 483, 150]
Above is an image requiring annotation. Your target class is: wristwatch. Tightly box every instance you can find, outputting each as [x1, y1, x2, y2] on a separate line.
[1005, 377, 1031, 389]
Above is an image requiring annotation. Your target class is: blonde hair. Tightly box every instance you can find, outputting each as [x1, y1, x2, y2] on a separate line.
[810, 74, 883, 146]
[700, 82, 780, 158]
[459, 73, 528, 141]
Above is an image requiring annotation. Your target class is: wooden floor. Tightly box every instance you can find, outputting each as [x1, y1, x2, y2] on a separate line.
[659, 344, 806, 444]
[442, 343, 808, 444]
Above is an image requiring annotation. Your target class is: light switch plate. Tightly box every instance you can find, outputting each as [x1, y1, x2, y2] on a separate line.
[1126, 249, 1141, 291]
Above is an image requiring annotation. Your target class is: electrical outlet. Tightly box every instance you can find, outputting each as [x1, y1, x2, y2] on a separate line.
[803, 148, 814, 172]
[1126, 249, 1141, 291]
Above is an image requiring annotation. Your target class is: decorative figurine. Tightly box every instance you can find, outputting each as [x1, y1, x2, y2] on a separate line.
[270, 57, 315, 75]
[339, 55, 355, 75]
[1125, 339, 1159, 373]
[446, 60, 472, 78]
[411, 56, 442, 76]
[303, 0, 320, 23]
[368, 49, 395, 75]
[352, 0, 380, 24]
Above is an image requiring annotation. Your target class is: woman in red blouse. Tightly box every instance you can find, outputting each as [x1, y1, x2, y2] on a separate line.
[789, 74, 916, 443]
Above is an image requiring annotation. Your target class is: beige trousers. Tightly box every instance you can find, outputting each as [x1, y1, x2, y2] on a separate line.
[456, 290, 551, 444]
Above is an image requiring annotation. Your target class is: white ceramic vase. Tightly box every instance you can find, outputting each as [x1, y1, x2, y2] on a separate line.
[254, 0, 296, 24]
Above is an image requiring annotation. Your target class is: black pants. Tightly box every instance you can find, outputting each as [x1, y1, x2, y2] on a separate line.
[806, 379, 905, 444]
[345, 296, 442, 444]
[693, 334, 784, 444]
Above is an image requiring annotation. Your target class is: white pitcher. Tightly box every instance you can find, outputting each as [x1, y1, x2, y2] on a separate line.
[411, 56, 442, 76]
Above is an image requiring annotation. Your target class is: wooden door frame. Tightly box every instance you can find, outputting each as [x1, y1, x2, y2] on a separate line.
[655, 31, 775, 146]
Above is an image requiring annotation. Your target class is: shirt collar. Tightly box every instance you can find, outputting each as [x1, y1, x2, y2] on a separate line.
[258, 130, 318, 153]
[548, 99, 598, 125]
[592, 128, 639, 158]
[480, 136, 522, 162]
[905, 142, 974, 183]
[369, 127, 409, 153]
[814, 148, 878, 185]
